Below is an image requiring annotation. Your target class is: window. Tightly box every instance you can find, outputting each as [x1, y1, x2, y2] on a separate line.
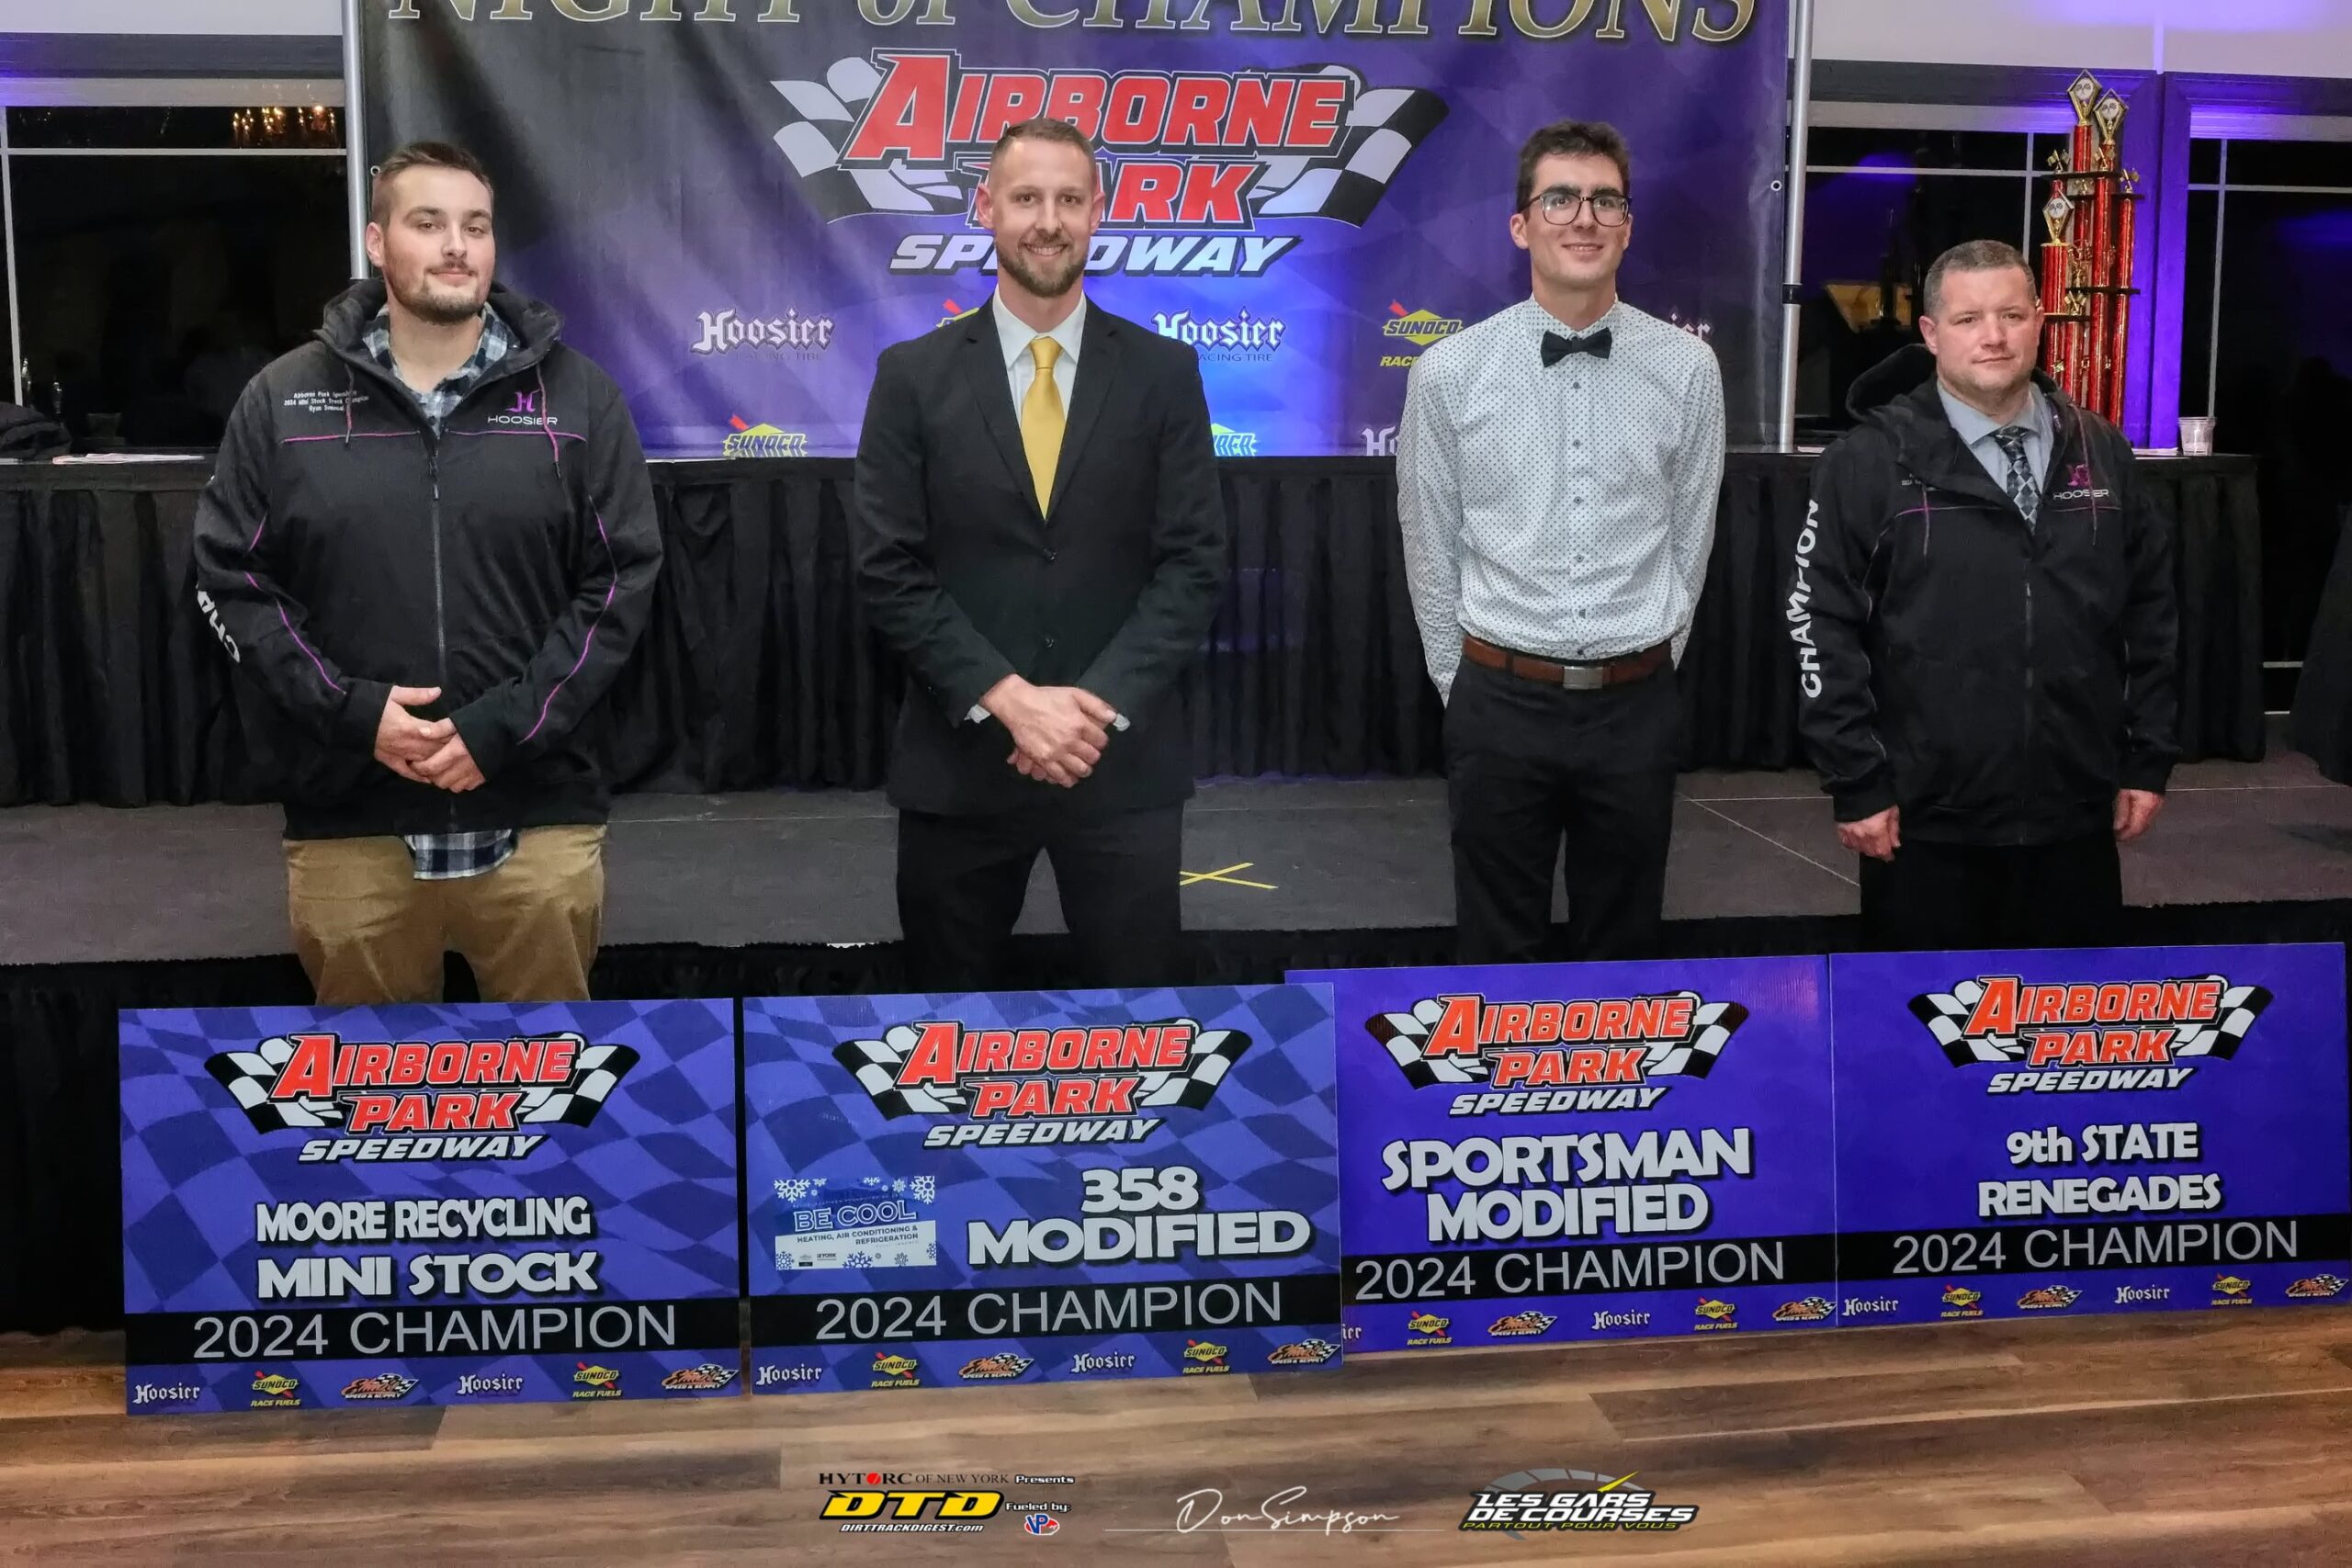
[2184, 136, 2352, 707]
[4, 105, 346, 449]
[1794, 129, 2041, 440]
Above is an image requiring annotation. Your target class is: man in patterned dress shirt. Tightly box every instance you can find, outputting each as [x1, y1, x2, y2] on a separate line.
[1397, 119, 1726, 963]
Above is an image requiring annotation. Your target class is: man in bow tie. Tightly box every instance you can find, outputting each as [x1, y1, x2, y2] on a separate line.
[854, 117, 1228, 989]
[1396, 118, 1726, 964]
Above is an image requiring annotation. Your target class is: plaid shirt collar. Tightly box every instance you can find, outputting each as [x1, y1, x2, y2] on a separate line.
[364, 303, 515, 429]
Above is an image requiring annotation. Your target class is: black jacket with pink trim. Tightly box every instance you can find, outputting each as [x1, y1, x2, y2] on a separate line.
[1787, 344, 2178, 847]
[192, 278, 662, 840]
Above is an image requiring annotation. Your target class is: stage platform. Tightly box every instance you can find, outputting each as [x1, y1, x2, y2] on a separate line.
[12, 733, 2352, 1339]
[6, 721, 2352, 968]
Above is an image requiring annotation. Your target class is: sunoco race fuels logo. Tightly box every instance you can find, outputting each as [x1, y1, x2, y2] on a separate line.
[1908, 974, 2273, 1094]
[770, 54, 1446, 276]
[834, 1019, 1250, 1147]
[1368, 991, 1748, 1115]
[204, 1032, 636, 1156]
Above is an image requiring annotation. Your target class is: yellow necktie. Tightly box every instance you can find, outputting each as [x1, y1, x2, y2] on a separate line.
[1021, 336, 1065, 511]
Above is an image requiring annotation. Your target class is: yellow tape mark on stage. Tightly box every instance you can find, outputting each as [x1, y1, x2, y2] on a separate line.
[1179, 862, 1278, 891]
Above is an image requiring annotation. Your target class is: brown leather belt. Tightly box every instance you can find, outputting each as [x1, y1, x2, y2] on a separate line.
[1462, 634, 1669, 691]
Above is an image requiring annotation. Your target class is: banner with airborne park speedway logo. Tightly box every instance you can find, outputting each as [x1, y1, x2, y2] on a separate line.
[364, 0, 1791, 455]
[119, 1002, 741, 1414]
[1296, 956, 1838, 1351]
[743, 987, 1341, 1392]
[1830, 944, 2352, 1326]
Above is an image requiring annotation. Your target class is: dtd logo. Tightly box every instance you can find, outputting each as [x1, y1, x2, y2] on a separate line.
[821, 1490, 1005, 1521]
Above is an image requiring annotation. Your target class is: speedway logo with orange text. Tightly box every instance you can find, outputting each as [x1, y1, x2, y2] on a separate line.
[1366, 992, 1749, 1115]
[770, 53, 1446, 276]
[1908, 975, 2273, 1094]
[834, 1019, 1252, 1146]
[204, 1032, 638, 1155]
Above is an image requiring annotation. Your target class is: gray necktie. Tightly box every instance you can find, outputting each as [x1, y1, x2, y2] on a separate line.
[1990, 425, 2038, 527]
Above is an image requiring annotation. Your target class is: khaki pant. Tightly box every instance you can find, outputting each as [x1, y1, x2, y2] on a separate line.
[285, 825, 606, 1005]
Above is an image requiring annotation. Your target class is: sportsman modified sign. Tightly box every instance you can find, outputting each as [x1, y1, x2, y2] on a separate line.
[119, 1002, 741, 1413]
[1831, 944, 2352, 1324]
[1297, 957, 1838, 1350]
[743, 987, 1342, 1392]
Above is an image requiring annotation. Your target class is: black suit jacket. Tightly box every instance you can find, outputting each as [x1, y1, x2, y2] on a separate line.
[854, 302, 1229, 817]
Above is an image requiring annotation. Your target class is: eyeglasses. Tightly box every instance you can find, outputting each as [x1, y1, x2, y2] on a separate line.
[1528, 187, 1631, 227]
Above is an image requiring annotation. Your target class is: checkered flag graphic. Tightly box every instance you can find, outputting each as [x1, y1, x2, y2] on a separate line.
[2171, 982, 2272, 1056]
[1366, 995, 1747, 1088]
[1910, 976, 2271, 1066]
[204, 1034, 639, 1134]
[517, 1039, 640, 1126]
[1137, 1025, 1252, 1109]
[836, 1027, 972, 1116]
[208, 1036, 342, 1130]
[770, 59, 1446, 225]
[1910, 983, 2018, 1066]
[834, 1020, 1251, 1119]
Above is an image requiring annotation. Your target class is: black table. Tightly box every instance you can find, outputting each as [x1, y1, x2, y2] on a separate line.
[0, 453, 2265, 808]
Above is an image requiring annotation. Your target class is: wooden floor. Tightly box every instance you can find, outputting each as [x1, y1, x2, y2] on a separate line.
[5, 1308, 2351, 1565]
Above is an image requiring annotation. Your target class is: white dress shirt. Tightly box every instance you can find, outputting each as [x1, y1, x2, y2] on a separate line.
[967, 290, 1124, 730]
[995, 288, 1085, 410]
[1396, 296, 1727, 700]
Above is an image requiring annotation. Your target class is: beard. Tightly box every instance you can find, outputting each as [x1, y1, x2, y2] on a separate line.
[388, 266, 486, 325]
[998, 232, 1086, 299]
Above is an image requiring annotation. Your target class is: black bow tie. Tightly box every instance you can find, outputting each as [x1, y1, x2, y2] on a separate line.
[1542, 328, 1612, 367]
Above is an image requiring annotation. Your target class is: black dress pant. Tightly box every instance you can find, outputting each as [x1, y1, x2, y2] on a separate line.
[897, 804, 1184, 991]
[1858, 829, 2122, 952]
[1443, 656, 1680, 965]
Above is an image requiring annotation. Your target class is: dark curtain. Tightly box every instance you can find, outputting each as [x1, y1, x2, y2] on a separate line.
[0, 454, 2265, 808]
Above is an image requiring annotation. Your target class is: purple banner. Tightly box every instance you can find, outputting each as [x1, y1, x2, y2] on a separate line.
[1831, 945, 2352, 1326]
[742, 987, 1340, 1393]
[119, 1001, 740, 1414]
[365, 0, 1789, 455]
[1295, 957, 1835, 1352]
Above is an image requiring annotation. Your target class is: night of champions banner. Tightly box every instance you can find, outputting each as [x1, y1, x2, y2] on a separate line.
[119, 1002, 741, 1413]
[1832, 945, 2352, 1325]
[1296, 957, 1837, 1350]
[742, 987, 1341, 1391]
[366, 0, 1788, 456]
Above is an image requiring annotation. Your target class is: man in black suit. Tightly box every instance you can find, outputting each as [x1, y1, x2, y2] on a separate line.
[854, 116, 1229, 990]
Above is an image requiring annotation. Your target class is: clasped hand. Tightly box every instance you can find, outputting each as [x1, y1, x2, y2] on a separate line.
[983, 675, 1117, 789]
[374, 686, 483, 793]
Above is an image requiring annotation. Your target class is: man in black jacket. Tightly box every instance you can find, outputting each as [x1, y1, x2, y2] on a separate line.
[854, 117, 1228, 989]
[1789, 239, 2177, 950]
[192, 141, 662, 1003]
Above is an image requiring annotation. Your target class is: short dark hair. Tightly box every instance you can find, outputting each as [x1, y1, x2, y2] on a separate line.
[370, 141, 494, 226]
[1515, 119, 1632, 213]
[1923, 239, 2037, 319]
[989, 116, 1100, 183]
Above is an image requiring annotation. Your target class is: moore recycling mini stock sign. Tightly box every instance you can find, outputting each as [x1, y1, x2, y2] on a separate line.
[742, 987, 1343, 1392]
[116, 948, 2352, 1410]
[119, 1002, 741, 1413]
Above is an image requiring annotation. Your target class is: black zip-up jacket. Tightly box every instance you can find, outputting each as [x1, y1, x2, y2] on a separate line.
[1788, 344, 2177, 845]
[191, 279, 662, 840]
